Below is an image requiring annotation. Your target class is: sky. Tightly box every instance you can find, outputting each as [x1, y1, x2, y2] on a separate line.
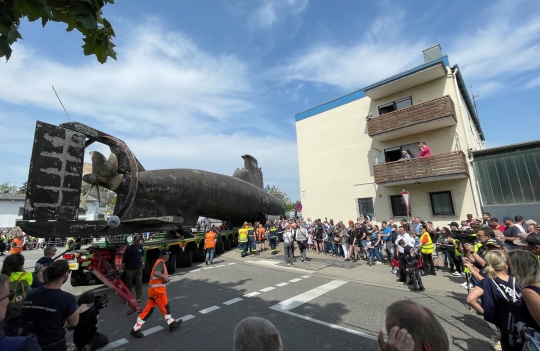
[1, 0, 540, 202]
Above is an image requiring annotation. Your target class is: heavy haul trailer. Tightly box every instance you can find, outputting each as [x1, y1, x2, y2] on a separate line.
[66, 228, 239, 287]
[16, 121, 284, 314]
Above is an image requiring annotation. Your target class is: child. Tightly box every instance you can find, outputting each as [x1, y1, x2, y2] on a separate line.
[399, 240, 425, 292]
[366, 237, 375, 266]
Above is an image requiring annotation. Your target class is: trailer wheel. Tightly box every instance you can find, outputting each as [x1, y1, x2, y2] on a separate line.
[233, 235, 239, 247]
[175, 252, 183, 268]
[167, 254, 176, 274]
[70, 269, 88, 287]
[217, 238, 225, 254]
[195, 243, 205, 262]
[142, 258, 157, 283]
[180, 249, 192, 267]
[224, 236, 231, 250]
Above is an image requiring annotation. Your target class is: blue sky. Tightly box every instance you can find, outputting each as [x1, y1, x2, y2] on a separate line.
[1, 0, 540, 201]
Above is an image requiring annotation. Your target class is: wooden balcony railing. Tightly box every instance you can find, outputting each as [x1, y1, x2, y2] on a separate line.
[373, 151, 469, 184]
[367, 95, 457, 140]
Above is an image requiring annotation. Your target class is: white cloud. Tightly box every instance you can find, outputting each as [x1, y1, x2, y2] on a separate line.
[268, 10, 425, 90]
[526, 75, 540, 89]
[0, 19, 301, 199]
[449, 0, 540, 96]
[249, 0, 308, 29]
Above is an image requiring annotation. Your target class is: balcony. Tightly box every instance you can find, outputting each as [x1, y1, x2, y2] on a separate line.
[373, 151, 469, 185]
[367, 95, 457, 141]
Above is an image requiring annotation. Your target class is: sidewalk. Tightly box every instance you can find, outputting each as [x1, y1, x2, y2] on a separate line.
[221, 245, 470, 295]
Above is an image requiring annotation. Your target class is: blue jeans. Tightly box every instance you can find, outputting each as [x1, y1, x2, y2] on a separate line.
[205, 248, 215, 263]
[238, 242, 248, 256]
[269, 237, 277, 252]
[367, 248, 383, 262]
[324, 241, 332, 253]
[331, 242, 339, 256]
[248, 236, 257, 251]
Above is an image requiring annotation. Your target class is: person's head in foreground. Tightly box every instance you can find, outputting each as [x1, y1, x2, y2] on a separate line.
[378, 300, 449, 351]
[233, 317, 282, 351]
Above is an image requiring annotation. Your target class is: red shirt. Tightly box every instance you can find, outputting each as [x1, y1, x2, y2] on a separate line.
[419, 146, 431, 158]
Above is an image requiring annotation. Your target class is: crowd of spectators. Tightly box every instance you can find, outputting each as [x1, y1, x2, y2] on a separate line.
[0, 228, 92, 255]
[273, 211, 540, 351]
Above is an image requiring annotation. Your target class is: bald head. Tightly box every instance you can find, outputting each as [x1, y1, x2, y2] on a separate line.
[233, 317, 282, 351]
[385, 300, 449, 351]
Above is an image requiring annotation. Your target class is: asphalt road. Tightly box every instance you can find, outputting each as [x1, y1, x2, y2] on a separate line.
[1, 248, 495, 351]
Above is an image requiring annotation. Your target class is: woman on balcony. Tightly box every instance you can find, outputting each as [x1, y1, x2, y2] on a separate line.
[419, 142, 431, 158]
[398, 150, 411, 161]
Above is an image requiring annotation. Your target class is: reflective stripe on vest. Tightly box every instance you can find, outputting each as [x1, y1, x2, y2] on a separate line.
[420, 233, 434, 254]
[149, 259, 169, 291]
[238, 228, 248, 242]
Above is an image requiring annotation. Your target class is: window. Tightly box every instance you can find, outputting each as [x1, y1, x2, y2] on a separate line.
[384, 142, 420, 162]
[357, 198, 374, 218]
[378, 96, 413, 115]
[390, 195, 409, 217]
[429, 191, 455, 215]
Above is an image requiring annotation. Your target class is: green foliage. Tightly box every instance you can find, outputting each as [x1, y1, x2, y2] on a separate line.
[0, 0, 116, 63]
[17, 181, 27, 194]
[0, 182, 18, 194]
[266, 186, 298, 211]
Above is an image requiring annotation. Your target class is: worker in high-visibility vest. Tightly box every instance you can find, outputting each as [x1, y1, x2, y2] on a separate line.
[266, 220, 278, 255]
[65, 237, 76, 249]
[419, 223, 436, 276]
[130, 249, 181, 338]
[10, 232, 23, 255]
[0, 229, 7, 256]
[205, 229, 217, 265]
[238, 225, 248, 257]
[256, 224, 266, 252]
[247, 223, 258, 255]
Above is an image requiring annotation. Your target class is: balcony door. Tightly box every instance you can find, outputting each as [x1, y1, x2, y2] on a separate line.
[384, 142, 419, 162]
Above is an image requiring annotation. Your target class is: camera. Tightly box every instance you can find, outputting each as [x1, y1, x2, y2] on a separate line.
[94, 294, 109, 310]
[451, 229, 477, 246]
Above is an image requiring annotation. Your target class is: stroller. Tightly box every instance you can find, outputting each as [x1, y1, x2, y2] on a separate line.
[390, 253, 424, 275]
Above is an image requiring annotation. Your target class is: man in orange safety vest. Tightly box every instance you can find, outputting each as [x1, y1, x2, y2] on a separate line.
[130, 249, 181, 338]
[205, 229, 217, 265]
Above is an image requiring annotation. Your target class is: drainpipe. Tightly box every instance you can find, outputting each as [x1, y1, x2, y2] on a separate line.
[452, 67, 482, 216]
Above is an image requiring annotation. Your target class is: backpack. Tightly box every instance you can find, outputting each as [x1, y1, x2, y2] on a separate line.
[6, 272, 30, 321]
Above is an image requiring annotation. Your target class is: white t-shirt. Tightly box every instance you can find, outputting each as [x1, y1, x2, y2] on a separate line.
[515, 224, 526, 234]
[396, 233, 415, 254]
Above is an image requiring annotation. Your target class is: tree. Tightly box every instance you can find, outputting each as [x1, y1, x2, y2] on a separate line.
[0, 0, 116, 63]
[0, 182, 18, 194]
[17, 181, 27, 194]
[266, 186, 298, 212]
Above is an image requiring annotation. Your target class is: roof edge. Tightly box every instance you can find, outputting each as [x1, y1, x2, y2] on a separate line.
[453, 64, 485, 141]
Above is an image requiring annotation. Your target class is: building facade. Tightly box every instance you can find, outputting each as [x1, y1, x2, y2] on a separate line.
[296, 45, 485, 227]
[471, 140, 540, 222]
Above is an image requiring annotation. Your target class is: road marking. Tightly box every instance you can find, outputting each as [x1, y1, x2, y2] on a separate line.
[301, 275, 311, 278]
[260, 287, 275, 292]
[199, 305, 220, 314]
[143, 326, 164, 336]
[244, 292, 261, 297]
[271, 280, 347, 311]
[289, 278, 302, 283]
[216, 264, 226, 267]
[178, 314, 195, 322]
[191, 269, 201, 272]
[228, 263, 236, 265]
[254, 260, 282, 265]
[275, 309, 377, 340]
[223, 298, 243, 305]
[276, 282, 289, 287]
[100, 338, 128, 351]
[203, 267, 214, 270]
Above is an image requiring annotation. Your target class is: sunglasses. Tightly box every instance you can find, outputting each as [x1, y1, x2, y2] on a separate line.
[0, 289, 15, 302]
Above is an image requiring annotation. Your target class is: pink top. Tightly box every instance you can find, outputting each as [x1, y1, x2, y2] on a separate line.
[419, 146, 431, 158]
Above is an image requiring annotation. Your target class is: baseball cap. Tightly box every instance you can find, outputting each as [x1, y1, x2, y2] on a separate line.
[160, 249, 169, 256]
[484, 238, 501, 248]
[502, 216, 513, 221]
[514, 233, 531, 246]
[448, 222, 459, 227]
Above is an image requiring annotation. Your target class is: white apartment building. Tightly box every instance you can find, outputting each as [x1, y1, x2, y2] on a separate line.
[295, 45, 485, 227]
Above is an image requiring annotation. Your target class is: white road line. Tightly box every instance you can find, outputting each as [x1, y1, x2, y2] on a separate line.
[260, 287, 276, 292]
[100, 338, 128, 351]
[178, 314, 195, 322]
[301, 275, 311, 278]
[254, 260, 281, 265]
[223, 298, 243, 305]
[191, 269, 201, 272]
[203, 267, 214, 270]
[216, 264, 226, 267]
[228, 262, 236, 265]
[143, 326, 164, 336]
[275, 309, 377, 340]
[289, 278, 302, 283]
[199, 305, 220, 314]
[271, 280, 347, 311]
[276, 282, 289, 287]
[244, 292, 261, 297]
